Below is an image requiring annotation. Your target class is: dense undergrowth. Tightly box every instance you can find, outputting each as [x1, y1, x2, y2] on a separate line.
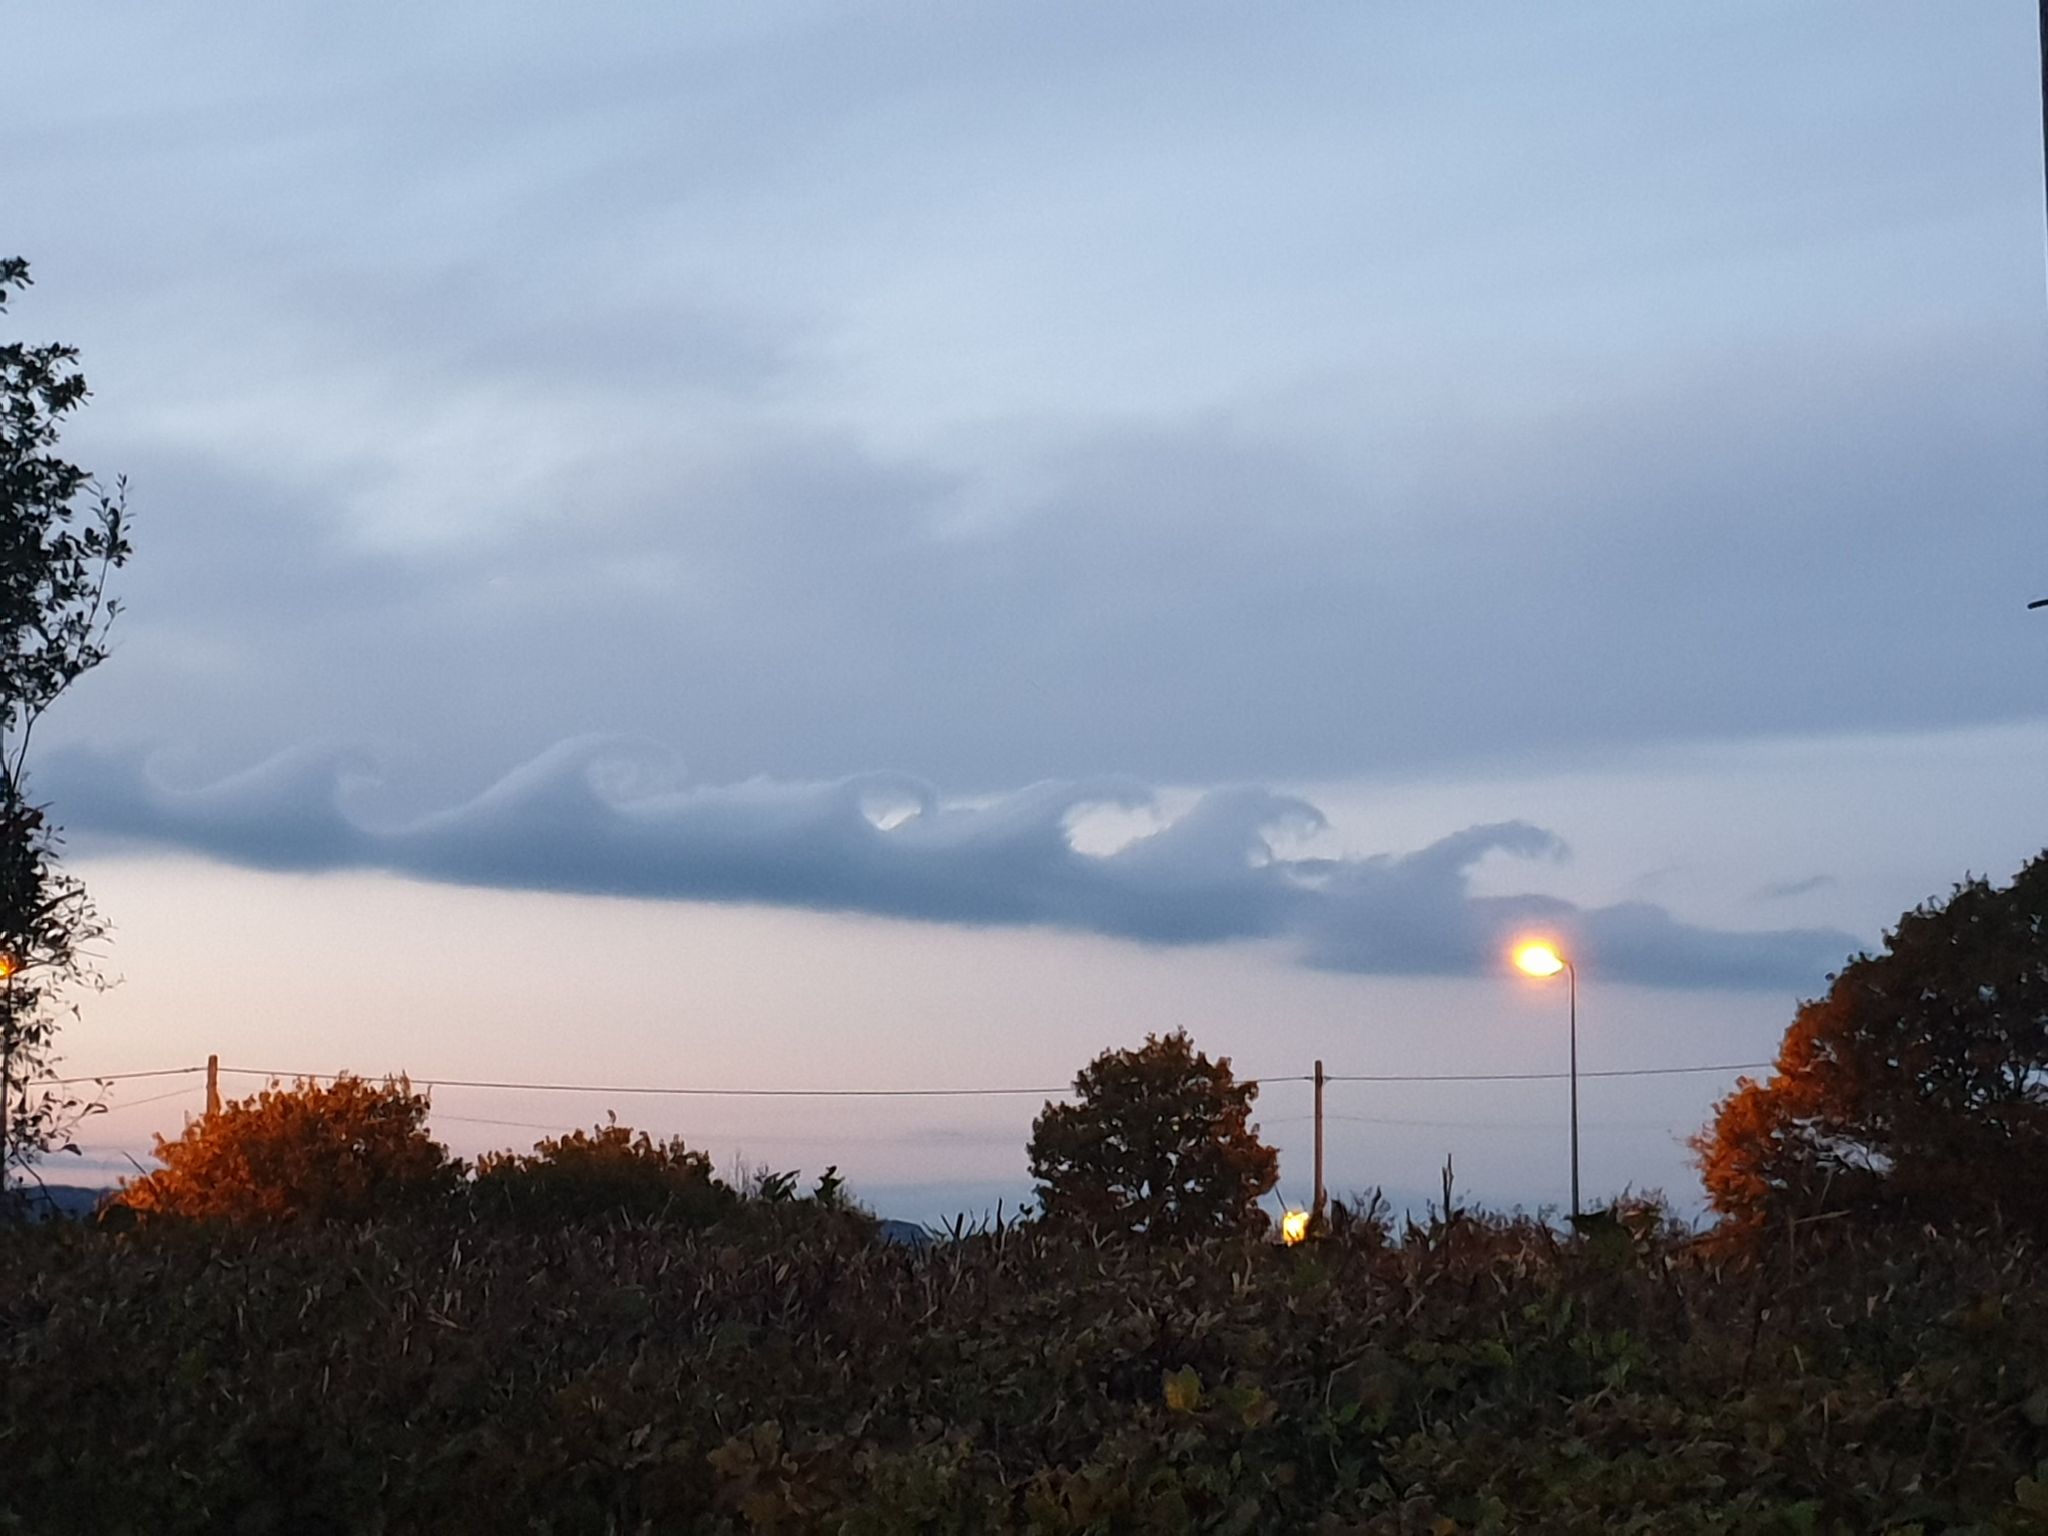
[5, 1203, 2048, 1535]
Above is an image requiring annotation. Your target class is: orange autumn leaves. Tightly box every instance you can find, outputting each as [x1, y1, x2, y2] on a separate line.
[114, 1074, 459, 1223]
[1695, 851, 2048, 1236]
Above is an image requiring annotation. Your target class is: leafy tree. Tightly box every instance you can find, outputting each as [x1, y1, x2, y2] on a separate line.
[470, 1118, 736, 1227]
[0, 257, 131, 1192]
[1029, 1030, 1278, 1240]
[111, 1074, 461, 1223]
[1693, 851, 2048, 1235]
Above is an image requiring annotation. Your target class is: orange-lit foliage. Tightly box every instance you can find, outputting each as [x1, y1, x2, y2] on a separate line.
[112, 1074, 459, 1223]
[470, 1119, 735, 1227]
[1029, 1029, 1278, 1240]
[1695, 850, 2048, 1236]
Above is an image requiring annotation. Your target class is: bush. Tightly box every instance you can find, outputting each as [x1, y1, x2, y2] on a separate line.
[109, 1074, 459, 1224]
[7, 1203, 2048, 1532]
[469, 1119, 736, 1228]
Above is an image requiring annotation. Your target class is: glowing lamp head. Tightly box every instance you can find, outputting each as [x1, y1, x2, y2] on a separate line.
[1280, 1209, 1310, 1245]
[0, 954, 17, 980]
[1513, 941, 1567, 978]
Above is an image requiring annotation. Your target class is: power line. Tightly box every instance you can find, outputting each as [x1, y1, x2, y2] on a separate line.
[432, 1113, 585, 1134]
[93, 1084, 203, 1113]
[1324, 1062, 1769, 1084]
[47, 1066, 205, 1087]
[40, 1058, 1774, 1102]
[215, 1067, 1088, 1098]
[1270, 1111, 1689, 1132]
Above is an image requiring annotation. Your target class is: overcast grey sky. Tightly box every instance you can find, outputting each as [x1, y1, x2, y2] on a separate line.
[7, 2, 2046, 1215]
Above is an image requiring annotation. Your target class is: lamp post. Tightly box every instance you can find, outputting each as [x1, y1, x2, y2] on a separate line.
[1512, 939, 1580, 1221]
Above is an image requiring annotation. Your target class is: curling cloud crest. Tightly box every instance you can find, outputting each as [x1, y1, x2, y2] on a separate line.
[47, 739, 1854, 991]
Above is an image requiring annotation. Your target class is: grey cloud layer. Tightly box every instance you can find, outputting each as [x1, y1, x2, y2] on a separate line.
[47, 740, 1854, 991]
[12, 5, 2044, 803]
[55, 312, 2048, 811]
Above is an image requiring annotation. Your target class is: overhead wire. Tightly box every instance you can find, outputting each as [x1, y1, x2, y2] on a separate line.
[1324, 1062, 1770, 1084]
[46, 1065, 207, 1086]
[215, 1067, 1086, 1097]
[91, 1083, 203, 1114]
[41, 1058, 1777, 1099]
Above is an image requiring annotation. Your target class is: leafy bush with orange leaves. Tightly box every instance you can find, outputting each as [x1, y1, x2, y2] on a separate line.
[469, 1118, 737, 1227]
[111, 1074, 461, 1223]
[1694, 850, 2048, 1239]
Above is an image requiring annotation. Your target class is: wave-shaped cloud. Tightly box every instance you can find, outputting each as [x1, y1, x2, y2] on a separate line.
[44, 739, 1855, 991]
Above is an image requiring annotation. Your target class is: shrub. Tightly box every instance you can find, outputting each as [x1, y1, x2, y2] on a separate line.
[7, 1202, 2047, 1532]
[469, 1118, 736, 1228]
[110, 1073, 459, 1224]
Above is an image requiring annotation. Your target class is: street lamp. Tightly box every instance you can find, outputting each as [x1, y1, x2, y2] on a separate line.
[1512, 939, 1580, 1221]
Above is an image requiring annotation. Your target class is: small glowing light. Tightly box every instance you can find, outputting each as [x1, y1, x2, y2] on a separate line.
[1280, 1209, 1310, 1245]
[1513, 941, 1566, 978]
[0, 955, 17, 980]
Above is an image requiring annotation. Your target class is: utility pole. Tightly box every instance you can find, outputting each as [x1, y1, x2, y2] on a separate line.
[1312, 1058, 1326, 1224]
[205, 1054, 221, 1118]
[1567, 962, 1581, 1221]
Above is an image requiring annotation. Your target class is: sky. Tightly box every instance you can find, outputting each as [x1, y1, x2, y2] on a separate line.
[5, 2, 2046, 1222]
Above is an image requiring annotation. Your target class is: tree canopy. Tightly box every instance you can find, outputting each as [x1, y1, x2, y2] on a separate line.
[1029, 1030, 1278, 1240]
[1693, 850, 2048, 1235]
[0, 257, 130, 1189]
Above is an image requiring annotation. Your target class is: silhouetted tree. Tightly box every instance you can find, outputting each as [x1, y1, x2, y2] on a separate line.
[1029, 1030, 1278, 1240]
[111, 1075, 460, 1223]
[0, 258, 130, 1193]
[1693, 851, 2048, 1236]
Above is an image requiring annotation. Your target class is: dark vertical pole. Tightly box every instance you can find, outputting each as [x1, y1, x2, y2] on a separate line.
[0, 971, 10, 1204]
[1567, 961, 1581, 1220]
[205, 1054, 221, 1118]
[1312, 1058, 1326, 1222]
[2034, 2, 2048, 612]
[2035, 0, 2048, 612]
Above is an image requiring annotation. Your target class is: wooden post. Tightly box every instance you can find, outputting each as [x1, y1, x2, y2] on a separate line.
[1312, 1058, 1326, 1222]
[205, 1054, 221, 1118]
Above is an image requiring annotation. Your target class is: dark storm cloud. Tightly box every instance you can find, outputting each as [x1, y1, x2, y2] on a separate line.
[46, 739, 1855, 990]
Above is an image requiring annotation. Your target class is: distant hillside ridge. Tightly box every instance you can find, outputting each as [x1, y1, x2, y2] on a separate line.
[5, 1184, 106, 1222]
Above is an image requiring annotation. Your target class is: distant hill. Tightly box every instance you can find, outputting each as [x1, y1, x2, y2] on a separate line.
[7, 1184, 107, 1222]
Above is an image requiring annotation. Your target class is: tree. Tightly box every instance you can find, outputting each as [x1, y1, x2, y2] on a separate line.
[1029, 1030, 1279, 1240]
[0, 257, 131, 1195]
[1693, 851, 2048, 1236]
[111, 1075, 461, 1223]
[470, 1118, 736, 1227]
